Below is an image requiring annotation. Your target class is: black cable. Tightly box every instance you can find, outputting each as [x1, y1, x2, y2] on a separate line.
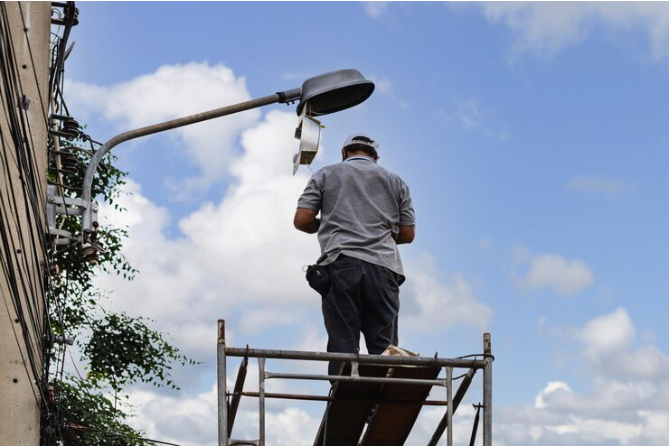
[0, 131, 45, 376]
[17, 2, 51, 129]
[0, 132, 47, 405]
[6, 4, 52, 234]
[0, 6, 90, 444]
[0, 33, 48, 355]
[0, 3, 52, 275]
[3, 3, 52, 229]
[45, 2, 75, 106]
[0, 3, 61, 414]
[83, 427, 183, 446]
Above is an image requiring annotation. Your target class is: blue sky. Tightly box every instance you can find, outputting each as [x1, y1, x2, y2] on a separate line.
[65, 2, 669, 445]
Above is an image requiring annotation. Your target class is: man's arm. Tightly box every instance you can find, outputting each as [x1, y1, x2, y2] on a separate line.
[294, 208, 320, 234]
[395, 225, 415, 245]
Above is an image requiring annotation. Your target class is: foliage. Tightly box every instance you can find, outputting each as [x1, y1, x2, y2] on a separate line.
[50, 378, 144, 446]
[48, 134, 196, 444]
[86, 312, 195, 392]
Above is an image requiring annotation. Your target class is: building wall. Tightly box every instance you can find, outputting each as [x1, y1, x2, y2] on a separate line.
[0, 2, 52, 445]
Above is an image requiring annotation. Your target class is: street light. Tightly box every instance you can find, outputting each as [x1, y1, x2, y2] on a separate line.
[79, 69, 374, 261]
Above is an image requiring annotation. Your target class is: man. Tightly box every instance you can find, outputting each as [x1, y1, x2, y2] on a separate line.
[294, 133, 416, 376]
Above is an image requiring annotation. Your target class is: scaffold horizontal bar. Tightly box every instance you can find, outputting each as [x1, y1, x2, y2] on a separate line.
[229, 440, 259, 446]
[224, 347, 486, 369]
[240, 391, 450, 406]
[265, 371, 446, 386]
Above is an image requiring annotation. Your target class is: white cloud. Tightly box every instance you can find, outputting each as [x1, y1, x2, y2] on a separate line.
[68, 62, 259, 193]
[87, 64, 491, 363]
[127, 381, 319, 446]
[547, 416, 643, 445]
[264, 407, 319, 446]
[567, 175, 630, 196]
[93, 92, 491, 361]
[581, 307, 635, 361]
[403, 255, 493, 333]
[535, 381, 572, 409]
[493, 309, 669, 445]
[479, 2, 669, 61]
[515, 253, 594, 296]
[614, 346, 669, 380]
[95, 109, 321, 362]
[578, 308, 669, 380]
[498, 376, 669, 445]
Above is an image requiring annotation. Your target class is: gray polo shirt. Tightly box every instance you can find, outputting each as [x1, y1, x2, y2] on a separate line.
[297, 156, 415, 277]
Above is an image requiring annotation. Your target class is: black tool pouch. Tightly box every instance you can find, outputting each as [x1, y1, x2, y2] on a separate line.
[305, 264, 330, 296]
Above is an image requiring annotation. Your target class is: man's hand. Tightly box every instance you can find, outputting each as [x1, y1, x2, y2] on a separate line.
[294, 208, 320, 234]
[395, 225, 415, 245]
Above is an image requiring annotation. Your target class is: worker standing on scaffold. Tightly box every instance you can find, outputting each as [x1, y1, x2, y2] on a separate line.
[294, 133, 416, 376]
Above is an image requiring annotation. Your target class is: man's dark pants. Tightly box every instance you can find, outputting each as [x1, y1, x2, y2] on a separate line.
[320, 255, 401, 376]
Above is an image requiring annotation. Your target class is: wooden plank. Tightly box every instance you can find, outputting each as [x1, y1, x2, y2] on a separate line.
[228, 356, 248, 435]
[359, 366, 440, 446]
[313, 364, 389, 446]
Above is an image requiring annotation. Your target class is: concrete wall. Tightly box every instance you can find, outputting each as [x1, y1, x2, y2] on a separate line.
[0, 2, 51, 445]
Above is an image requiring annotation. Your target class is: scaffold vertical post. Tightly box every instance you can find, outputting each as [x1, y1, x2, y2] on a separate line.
[259, 357, 266, 446]
[446, 367, 453, 446]
[218, 320, 228, 446]
[483, 333, 492, 446]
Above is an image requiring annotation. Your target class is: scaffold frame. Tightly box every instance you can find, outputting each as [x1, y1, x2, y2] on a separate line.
[216, 320, 493, 446]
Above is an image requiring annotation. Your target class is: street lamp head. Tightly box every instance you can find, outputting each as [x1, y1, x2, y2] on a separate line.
[296, 69, 375, 116]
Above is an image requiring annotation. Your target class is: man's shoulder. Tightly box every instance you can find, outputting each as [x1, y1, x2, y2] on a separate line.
[310, 163, 339, 179]
[314, 161, 405, 183]
[374, 164, 407, 185]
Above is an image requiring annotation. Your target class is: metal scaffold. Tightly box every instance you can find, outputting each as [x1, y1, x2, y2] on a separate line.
[216, 320, 494, 446]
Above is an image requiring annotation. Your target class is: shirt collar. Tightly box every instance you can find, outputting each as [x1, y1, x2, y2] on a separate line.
[344, 156, 376, 163]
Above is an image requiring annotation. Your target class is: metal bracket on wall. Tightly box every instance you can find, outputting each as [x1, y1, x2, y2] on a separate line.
[46, 184, 97, 245]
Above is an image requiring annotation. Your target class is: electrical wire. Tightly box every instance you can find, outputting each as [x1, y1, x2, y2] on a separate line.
[84, 427, 183, 446]
[0, 4, 77, 435]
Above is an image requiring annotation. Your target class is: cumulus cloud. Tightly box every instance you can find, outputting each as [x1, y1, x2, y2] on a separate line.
[498, 378, 669, 445]
[127, 382, 319, 446]
[578, 308, 669, 380]
[402, 255, 493, 332]
[535, 381, 572, 409]
[514, 253, 594, 296]
[87, 63, 493, 363]
[494, 309, 669, 445]
[68, 62, 259, 193]
[95, 110, 320, 361]
[479, 2, 669, 61]
[71, 59, 669, 446]
[581, 307, 635, 361]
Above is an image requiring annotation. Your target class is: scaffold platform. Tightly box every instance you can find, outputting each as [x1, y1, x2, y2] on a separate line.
[216, 320, 493, 446]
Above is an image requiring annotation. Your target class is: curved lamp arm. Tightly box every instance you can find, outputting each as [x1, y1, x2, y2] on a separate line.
[79, 68, 374, 253]
[81, 93, 285, 233]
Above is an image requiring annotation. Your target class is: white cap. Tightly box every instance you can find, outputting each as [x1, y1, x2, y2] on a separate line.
[343, 133, 379, 150]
